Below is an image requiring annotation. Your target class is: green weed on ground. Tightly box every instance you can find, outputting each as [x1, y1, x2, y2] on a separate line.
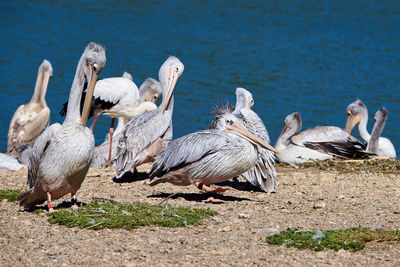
[266, 227, 400, 252]
[48, 200, 217, 230]
[0, 189, 22, 201]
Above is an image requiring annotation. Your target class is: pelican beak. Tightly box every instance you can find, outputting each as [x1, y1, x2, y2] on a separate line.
[344, 113, 362, 134]
[81, 65, 99, 126]
[41, 70, 52, 97]
[226, 122, 278, 153]
[161, 68, 179, 114]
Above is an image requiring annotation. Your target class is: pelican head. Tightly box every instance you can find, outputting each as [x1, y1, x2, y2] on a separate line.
[159, 56, 184, 114]
[276, 112, 302, 146]
[345, 99, 367, 134]
[374, 107, 388, 124]
[214, 112, 276, 152]
[235, 87, 254, 110]
[81, 42, 106, 126]
[139, 78, 162, 104]
[39, 59, 53, 76]
[32, 59, 53, 104]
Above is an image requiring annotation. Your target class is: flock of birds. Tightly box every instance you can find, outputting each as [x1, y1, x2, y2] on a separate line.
[2, 42, 397, 210]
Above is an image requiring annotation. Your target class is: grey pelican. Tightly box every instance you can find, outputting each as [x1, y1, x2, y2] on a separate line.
[114, 56, 184, 178]
[275, 112, 368, 167]
[148, 109, 277, 202]
[17, 43, 106, 212]
[209, 87, 277, 192]
[91, 78, 162, 167]
[7, 60, 53, 158]
[345, 99, 396, 157]
[366, 107, 389, 155]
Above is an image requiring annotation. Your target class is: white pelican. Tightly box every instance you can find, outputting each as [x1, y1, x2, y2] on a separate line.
[7, 60, 53, 158]
[208, 87, 277, 192]
[114, 56, 184, 178]
[149, 110, 277, 203]
[345, 99, 396, 157]
[60, 72, 162, 166]
[91, 77, 162, 167]
[275, 112, 368, 167]
[17, 43, 106, 212]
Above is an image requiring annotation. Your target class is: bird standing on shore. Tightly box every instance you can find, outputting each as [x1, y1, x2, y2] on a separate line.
[114, 56, 184, 178]
[7, 60, 53, 158]
[17, 43, 106, 212]
[232, 88, 277, 192]
[345, 99, 396, 157]
[149, 109, 277, 202]
[91, 78, 162, 167]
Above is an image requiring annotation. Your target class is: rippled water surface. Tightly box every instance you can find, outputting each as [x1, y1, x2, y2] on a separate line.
[1, 0, 399, 152]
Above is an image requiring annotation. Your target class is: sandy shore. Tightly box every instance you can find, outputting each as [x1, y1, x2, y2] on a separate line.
[0, 163, 399, 266]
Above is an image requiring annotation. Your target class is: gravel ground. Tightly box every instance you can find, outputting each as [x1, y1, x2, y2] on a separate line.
[0, 164, 399, 266]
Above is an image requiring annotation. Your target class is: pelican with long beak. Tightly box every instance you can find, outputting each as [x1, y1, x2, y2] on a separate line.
[114, 56, 184, 178]
[275, 112, 369, 167]
[149, 109, 277, 202]
[345, 99, 396, 157]
[17, 43, 106, 212]
[7, 60, 53, 158]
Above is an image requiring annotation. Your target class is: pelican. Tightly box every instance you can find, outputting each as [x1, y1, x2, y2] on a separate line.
[149, 109, 277, 202]
[91, 77, 162, 167]
[275, 112, 368, 167]
[17, 43, 106, 212]
[209, 88, 277, 192]
[366, 107, 389, 155]
[114, 56, 184, 178]
[60, 72, 162, 166]
[7, 60, 53, 158]
[345, 99, 396, 157]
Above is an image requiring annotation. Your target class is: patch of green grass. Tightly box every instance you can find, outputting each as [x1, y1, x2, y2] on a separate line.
[0, 189, 22, 201]
[294, 158, 400, 174]
[47, 200, 217, 230]
[266, 227, 400, 252]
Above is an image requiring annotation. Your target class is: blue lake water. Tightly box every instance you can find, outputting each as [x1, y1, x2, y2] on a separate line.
[1, 0, 399, 153]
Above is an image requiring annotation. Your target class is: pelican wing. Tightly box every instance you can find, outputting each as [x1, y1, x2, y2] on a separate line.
[27, 123, 61, 188]
[291, 126, 350, 146]
[150, 130, 226, 179]
[114, 109, 170, 176]
[8, 105, 50, 155]
[290, 126, 368, 158]
[234, 108, 276, 192]
[241, 148, 277, 192]
[303, 140, 368, 159]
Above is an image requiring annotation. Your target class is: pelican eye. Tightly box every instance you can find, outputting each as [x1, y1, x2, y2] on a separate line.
[92, 63, 98, 72]
[226, 119, 233, 125]
[175, 67, 179, 73]
[347, 111, 351, 116]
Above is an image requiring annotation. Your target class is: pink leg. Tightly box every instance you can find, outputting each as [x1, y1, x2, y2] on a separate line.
[108, 118, 115, 167]
[71, 193, 78, 210]
[195, 182, 235, 193]
[203, 197, 230, 204]
[47, 192, 55, 213]
[89, 114, 100, 131]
